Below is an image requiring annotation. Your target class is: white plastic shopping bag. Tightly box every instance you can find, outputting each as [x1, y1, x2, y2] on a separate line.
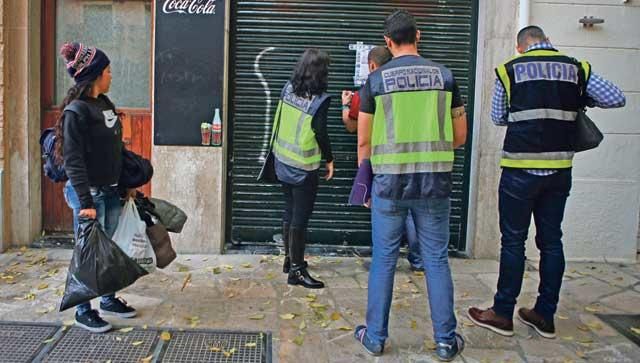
[112, 199, 156, 273]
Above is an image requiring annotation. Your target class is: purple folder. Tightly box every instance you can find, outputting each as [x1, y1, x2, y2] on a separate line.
[349, 159, 373, 206]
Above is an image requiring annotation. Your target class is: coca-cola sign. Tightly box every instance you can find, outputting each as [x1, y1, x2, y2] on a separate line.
[162, 0, 216, 15]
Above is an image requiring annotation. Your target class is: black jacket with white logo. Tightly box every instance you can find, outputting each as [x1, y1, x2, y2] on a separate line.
[63, 94, 123, 209]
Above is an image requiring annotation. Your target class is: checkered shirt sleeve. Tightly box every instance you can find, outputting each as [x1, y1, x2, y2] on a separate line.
[491, 79, 509, 126]
[586, 73, 626, 109]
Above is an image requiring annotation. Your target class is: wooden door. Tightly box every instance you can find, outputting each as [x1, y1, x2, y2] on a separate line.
[41, 0, 153, 233]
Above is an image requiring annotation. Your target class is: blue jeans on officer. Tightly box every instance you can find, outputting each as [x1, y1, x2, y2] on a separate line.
[493, 168, 572, 321]
[405, 210, 423, 269]
[63, 181, 122, 315]
[365, 183, 457, 346]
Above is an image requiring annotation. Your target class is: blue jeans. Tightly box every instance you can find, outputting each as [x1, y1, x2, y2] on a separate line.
[63, 181, 122, 315]
[366, 193, 457, 345]
[405, 211, 423, 268]
[493, 168, 571, 321]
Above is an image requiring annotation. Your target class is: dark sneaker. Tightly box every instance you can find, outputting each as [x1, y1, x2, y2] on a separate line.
[100, 297, 137, 318]
[435, 333, 465, 362]
[467, 307, 514, 336]
[409, 264, 425, 273]
[518, 308, 556, 339]
[75, 310, 112, 333]
[354, 325, 383, 356]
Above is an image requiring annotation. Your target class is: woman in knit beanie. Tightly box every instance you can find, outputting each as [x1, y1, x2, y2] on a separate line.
[55, 42, 138, 333]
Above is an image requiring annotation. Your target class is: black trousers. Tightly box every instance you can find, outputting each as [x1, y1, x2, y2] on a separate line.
[281, 174, 319, 229]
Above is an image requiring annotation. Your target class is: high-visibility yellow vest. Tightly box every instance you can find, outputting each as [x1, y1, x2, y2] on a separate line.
[272, 82, 329, 171]
[369, 61, 455, 174]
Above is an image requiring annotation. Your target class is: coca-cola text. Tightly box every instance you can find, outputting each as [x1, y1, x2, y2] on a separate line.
[162, 0, 216, 15]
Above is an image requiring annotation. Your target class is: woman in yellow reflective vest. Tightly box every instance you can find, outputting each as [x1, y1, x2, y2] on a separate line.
[272, 49, 334, 289]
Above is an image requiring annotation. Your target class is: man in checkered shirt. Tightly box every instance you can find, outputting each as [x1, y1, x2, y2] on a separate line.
[468, 26, 625, 340]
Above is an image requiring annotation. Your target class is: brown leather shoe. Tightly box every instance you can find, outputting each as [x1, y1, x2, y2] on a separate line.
[467, 307, 514, 336]
[518, 308, 556, 339]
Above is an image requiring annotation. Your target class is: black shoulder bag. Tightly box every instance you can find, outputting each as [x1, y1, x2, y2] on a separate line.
[257, 106, 282, 183]
[571, 72, 604, 152]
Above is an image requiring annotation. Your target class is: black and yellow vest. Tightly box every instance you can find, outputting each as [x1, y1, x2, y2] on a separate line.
[496, 48, 590, 169]
[272, 82, 330, 171]
[367, 57, 456, 175]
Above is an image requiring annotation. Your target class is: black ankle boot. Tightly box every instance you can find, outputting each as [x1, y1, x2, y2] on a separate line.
[287, 227, 324, 289]
[282, 223, 291, 274]
[288, 262, 325, 289]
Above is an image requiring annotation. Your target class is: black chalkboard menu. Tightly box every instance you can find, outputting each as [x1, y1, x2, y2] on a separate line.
[153, 0, 226, 146]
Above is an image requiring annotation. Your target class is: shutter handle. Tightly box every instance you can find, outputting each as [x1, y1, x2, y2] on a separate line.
[579, 16, 604, 27]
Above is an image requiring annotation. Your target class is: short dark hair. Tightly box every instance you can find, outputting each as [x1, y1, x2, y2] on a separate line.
[517, 26, 546, 47]
[367, 46, 392, 67]
[384, 10, 417, 45]
[290, 48, 331, 97]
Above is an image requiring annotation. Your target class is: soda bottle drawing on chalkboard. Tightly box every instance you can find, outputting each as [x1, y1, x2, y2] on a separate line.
[212, 108, 222, 146]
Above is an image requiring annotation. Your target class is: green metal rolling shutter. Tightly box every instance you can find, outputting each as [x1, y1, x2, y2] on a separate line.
[229, 0, 477, 250]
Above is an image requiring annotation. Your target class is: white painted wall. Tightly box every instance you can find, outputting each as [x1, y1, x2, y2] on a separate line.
[527, 0, 640, 262]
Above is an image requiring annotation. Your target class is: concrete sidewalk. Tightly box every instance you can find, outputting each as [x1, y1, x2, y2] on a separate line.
[0, 248, 639, 362]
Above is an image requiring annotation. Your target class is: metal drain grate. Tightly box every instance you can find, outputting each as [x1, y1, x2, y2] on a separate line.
[160, 331, 270, 363]
[0, 322, 59, 363]
[42, 326, 158, 363]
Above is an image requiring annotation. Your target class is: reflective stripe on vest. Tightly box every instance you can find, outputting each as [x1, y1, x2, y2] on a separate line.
[500, 151, 574, 169]
[370, 89, 454, 174]
[508, 109, 577, 122]
[272, 99, 321, 171]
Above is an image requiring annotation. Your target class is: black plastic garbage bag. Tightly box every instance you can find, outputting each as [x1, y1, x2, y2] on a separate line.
[60, 219, 148, 311]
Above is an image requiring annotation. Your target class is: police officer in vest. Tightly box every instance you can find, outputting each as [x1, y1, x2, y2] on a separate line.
[353, 10, 467, 361]
[273, 49, 334, 289]
[468, 26, 625, 339]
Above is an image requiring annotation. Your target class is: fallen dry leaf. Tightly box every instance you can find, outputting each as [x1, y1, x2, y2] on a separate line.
[292, 335, 305, 346]
[249, 314, 265, 320]
[299, 320, 307, 330]
[42, 338, 55, 344]
[330, 312, 341, 321]
[586, 322, 603, 331]
[265, 272, 275, 280]
[577, 325, 590, 332]
[142, 325, 148, 330]
[63, 320, 74, 326]
[305, 294, 317, 302]
[211, 267, 222, 274]
[411, 320, 418, 330]
[557, 314, 569, 320]
[576, 351, 586, 358]
[630, 327, 640, 335]
[210, 346, 222, 352]
[37, 283, 48, 290]
[424, 340, 437, 350]
[584, 306, 601, 313]
[118, 327, 134, 333]
[245, 342, 257, 348]
[141, 355, 153, 363]
[310, 303, 326, 310]
[241, 263, 252, 268]
[562, 336, 574, 341]
[132, 341, 144, 346]
[160, 331, 171, 341]
[181, 273, 192, 291]
[280, 313, 296, 320]
[338, 326, 352, 331]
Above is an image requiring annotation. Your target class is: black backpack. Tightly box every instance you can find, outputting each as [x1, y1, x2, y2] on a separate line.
[39, 127, 68, 183]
